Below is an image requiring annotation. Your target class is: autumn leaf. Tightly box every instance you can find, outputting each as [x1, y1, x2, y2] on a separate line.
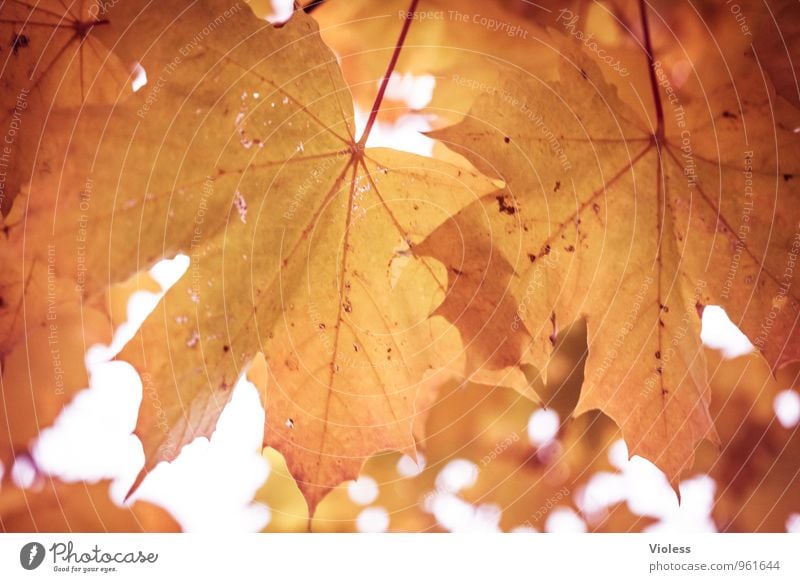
[0, 301, 110, 470]
[0, 477, 179, 532]
[5, 0, 800, 531]
[0, 0, 132, 215]
[260, 323, 642, 532]
[418, 4, 800, 485]
[310, 0, 559, 126]
[1, 0, 503, 513]
[700, 349, 800, 532]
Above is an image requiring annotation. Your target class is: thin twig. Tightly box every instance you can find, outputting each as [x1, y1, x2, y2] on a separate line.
[357, 0, 420, 147]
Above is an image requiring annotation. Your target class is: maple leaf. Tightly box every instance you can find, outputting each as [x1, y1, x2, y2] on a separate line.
[0, 0, 132, 214]
[2, 0, 500, 513]
[418, 4, 800, 485]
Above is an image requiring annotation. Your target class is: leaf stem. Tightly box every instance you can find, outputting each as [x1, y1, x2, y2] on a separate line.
[639, 0, 664, 140]
[357, 0, 420, 148]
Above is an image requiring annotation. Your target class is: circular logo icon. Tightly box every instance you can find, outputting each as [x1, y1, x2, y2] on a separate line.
[20, 542, 46, 570]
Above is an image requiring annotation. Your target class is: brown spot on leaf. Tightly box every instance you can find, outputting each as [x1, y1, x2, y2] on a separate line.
[10, 33, 29, 55]
[495, 194, 518, 215]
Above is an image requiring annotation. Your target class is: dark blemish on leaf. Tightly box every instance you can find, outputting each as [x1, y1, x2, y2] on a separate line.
[285, 418, 294, 429]
[580, 68, 587, 79]
[528, 253, 536, 263]
[318, 323, 326, 330]
[655, 350, 661, 359]
[784, 173, 794, 182]
[413, 204, 419, 210]
[565, 244, 575, 252]
[495, 194, 517, 215]
[223, 345, 230, 352]
[503, 136, 511, 144]
[548, 312, 557, 346]
[343, 299, 353, 313]
[659, 303, 669, 313]
[656, 367, 663, 375]
[722, 110, 737, 119]
[0, 296, 4, 308]
[451, 267, 464, 276]
[543, 244, 551, 256]
[659, 319, 665, 327]
[10, 33, 29, 55]
[592, 202, 601, 215]
[554, 181, 561, 192]
[353, 343, 359, 352]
